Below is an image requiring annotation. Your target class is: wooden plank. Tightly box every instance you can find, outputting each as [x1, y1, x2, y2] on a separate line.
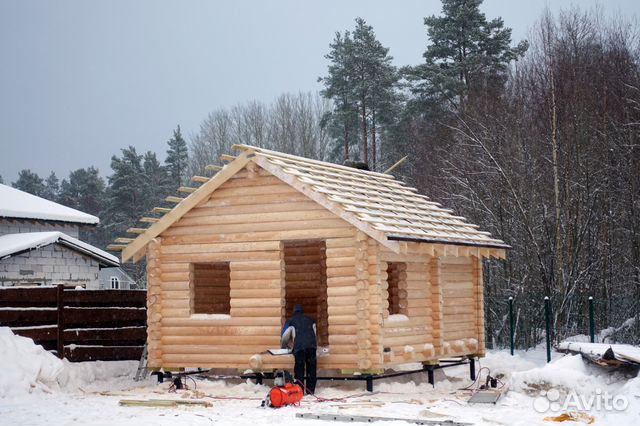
[165, 196, 184, 203]
[205, 164, 223, 172]
[191, 175, 210, 183]
[127, 227, 147, 234]
[63, 307, 146, 327]
[140, 217, 159, 223]
[10, 325, 58, 342]
[106, 244, 127, 251]
[0, 309, 57, 326]
[152, 207, 172, 214]
[177, 186, 198, 193]
[122, 150, 253, 262]
[65, 345, 143, 362]
[114, 237, 134, 244]
[0, 287, 57, 307]
[64, 327, 146, 343]
[220, 154, 236, 162]
[63, 290, 146, 307]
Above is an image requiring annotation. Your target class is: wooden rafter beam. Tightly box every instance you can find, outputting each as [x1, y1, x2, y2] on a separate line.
[191, 175, 210, 183]
[122, 150, 254, 262]
[127, 227, 147, 234]
[220, 154, 236, 162]
[114, 237, 134, 244]
[165, 196, 184, 203]
[177, 186, 197, 193]
[152, 207, 172, 214]
[140, 217, 159, 223]
[205, 164, 223, 172]
[106, 244, 127, 251]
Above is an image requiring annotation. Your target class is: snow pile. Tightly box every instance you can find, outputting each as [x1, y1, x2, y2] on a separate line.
[56, 359, 138, 392]
[510, 353, 632, 398]
[0, 327, 64, 397]
[0, 327, 139, 398]
[512, 354, 599, 395]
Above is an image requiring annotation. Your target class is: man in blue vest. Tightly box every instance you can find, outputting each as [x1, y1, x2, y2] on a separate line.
[281, 304, 317, 394]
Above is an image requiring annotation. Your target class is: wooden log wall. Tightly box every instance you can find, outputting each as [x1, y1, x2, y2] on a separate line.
[147, 238, 163, 367]
[375, 242, 484, 367]
[473, 255, 485, 356]
[377, 247, 434, 366]
[440, 255, 480, 356]
[153, 165, 359, 369]
[367, 237, 383, 369]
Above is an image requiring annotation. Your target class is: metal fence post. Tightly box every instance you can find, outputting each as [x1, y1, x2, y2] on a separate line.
[544, 296, 551, 363]
[509, 297, 514, 356]
[589, 296, 595, 343]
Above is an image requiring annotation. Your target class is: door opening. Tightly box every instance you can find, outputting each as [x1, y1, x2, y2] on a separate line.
[283, 240, 328, 347]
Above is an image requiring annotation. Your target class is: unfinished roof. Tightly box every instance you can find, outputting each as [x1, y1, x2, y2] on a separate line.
[239, 146, 509, 249]
[0, 231, 119, 266]
[120, 146, 508, 262]
[0, 184, 99, 225]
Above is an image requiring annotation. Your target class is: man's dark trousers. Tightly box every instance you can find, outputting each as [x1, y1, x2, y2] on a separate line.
[294, 347, 317, 394]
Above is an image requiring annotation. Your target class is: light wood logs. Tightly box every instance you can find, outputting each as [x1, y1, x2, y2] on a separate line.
[145, 166, 489, 371]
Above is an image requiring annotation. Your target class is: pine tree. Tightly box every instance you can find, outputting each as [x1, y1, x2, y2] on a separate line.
[407, 0, 527, 111]
[42, 172, 60, 201]
[103, 147, 147, 238]
[165, 125, 189, 187]
[320, 31, 359, 161]
[143, 151, 172, 212]
[58, 167, 105, 216]
[12, 169, 45, 196]
[0, 175, 4, 184]
[351, 18, 399, 169]
[320, 18, 398, 168]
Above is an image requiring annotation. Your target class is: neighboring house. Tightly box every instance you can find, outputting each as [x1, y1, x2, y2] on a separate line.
[115, 146, 509, 373]
[0, 184, 119, 288]
[98, 267, 135, 290]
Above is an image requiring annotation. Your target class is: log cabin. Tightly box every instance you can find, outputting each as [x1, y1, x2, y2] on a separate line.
[116, 145, 508, 373]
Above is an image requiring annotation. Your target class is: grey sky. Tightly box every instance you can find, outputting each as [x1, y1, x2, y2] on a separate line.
[1, 0, 638, 183]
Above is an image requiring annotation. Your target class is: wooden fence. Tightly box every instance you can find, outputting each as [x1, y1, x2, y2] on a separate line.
[0, 285, 146, 362]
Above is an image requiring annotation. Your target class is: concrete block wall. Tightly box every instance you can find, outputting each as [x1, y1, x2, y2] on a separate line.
[0, 218, 81, 238]
[0, 243, 101, 288]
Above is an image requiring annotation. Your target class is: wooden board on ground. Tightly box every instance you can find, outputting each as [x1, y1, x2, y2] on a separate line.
[296, 413, 471, 425]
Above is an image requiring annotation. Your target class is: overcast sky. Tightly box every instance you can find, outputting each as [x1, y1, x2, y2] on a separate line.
[1, 0, 638, 183]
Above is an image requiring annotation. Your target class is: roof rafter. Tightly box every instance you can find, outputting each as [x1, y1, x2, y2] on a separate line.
[122, 150, 254, 262]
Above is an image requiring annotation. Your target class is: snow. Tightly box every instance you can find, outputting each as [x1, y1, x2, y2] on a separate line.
[1, 327, 638, 426]
[386, 314, 409, 323]
[0, 183, 98, 224]
[0, 231, 119, 265]
[190, 314, 232, 320]
[0, 327, 64, 397]
[558, 341, 640, 363]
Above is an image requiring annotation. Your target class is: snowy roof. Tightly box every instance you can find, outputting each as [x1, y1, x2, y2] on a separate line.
[0, 232, 119, 266]
[0, 184, 99, 225]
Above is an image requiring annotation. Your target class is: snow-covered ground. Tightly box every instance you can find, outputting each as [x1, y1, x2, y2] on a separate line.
[1, 327, 638, 426]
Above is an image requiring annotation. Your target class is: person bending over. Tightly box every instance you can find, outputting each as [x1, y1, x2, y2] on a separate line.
[281, 304, 317, 394]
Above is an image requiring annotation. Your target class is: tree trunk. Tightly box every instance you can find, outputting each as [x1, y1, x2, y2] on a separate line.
[362, 98, 368, 166]
[372, 108, 376, 171]
[343, 98, 350, 161]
